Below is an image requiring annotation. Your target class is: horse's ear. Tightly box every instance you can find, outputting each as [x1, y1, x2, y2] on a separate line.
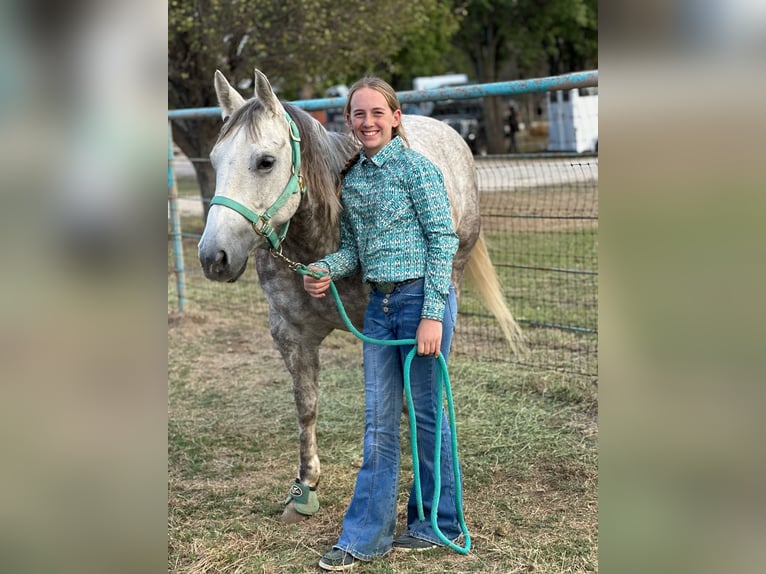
[214, 70, 246, 121]
[253, 69, 282, 115]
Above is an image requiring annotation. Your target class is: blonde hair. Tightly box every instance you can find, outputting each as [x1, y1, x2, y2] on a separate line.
[344, 76, 409, 146]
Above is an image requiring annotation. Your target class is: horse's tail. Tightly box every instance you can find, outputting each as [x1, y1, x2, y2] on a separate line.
[464, 232, 527, 356]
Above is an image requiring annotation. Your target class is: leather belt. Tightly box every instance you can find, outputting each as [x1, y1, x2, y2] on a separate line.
[368, 277, 420, 294]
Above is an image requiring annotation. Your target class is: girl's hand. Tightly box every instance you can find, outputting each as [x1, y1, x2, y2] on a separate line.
[416, 318, 443, 357]
[303, 266, 331, 298]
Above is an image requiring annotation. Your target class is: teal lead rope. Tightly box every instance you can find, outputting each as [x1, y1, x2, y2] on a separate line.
[295, 264, 471, 555]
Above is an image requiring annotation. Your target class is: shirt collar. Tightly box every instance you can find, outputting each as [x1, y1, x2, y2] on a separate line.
[360, 136, 404, 167]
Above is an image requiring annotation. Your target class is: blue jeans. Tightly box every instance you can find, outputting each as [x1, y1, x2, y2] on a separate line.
[334, 278, 462, 560]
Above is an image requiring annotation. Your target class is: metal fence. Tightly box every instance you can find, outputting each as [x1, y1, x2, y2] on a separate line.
[168, 71, 598, 377]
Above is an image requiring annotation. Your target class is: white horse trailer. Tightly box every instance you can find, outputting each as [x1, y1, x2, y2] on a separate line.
[547, 87, 598, 153]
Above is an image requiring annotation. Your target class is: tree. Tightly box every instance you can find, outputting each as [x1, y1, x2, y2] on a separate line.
[514, 0, 597, 75]
[452, 0, 597, 153]
[387, 1, 467, 90]
[169, 0, 460, 218]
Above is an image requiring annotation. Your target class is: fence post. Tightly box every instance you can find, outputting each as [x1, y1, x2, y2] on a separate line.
[168, 121, 186, 313]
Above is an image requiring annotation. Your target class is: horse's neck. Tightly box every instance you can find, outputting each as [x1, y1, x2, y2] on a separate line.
[283, 204, 339, 263]
[282, 128, 353, 264]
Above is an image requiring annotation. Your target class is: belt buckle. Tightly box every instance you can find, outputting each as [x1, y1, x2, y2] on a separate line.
[377, 281, 396, 294]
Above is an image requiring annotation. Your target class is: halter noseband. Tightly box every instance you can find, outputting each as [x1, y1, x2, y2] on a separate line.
[209, 111, 306, 251]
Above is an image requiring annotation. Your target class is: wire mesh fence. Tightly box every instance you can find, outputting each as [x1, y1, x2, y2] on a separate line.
[169, 74, 598, 378]
[168, 153, 597, 377]
[455, 156, 598, 376]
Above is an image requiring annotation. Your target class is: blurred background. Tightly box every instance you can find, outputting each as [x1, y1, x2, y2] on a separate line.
[1, 1, 166, 573]
[600, 2, 766, 574]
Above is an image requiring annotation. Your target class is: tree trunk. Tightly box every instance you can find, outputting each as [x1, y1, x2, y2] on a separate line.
[170, 117, 222, 222]
[192, 162, 218, 221]
[484, 96, 505, 155]
[477, 49, 505, 155]
[468, 24, 508, 155]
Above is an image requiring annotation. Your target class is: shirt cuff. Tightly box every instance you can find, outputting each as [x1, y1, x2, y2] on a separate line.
[311, 260, 331, 274]
[421, 296, 446, 321]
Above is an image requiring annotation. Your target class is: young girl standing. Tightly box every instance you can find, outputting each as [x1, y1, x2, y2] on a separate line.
[303, 77, 464, 571]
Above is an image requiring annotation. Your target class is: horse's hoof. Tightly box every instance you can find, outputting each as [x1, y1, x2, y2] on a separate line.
[281, 503, 311, 524]
[282, 480, 319, 521]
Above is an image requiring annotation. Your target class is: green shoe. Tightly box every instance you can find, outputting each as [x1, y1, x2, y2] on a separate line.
[318, 549, 358, 571]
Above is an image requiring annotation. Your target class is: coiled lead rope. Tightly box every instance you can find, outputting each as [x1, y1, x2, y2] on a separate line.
[294, 264, 471, 554]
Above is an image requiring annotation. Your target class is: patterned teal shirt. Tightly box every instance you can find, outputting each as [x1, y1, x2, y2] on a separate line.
[316, 136, 458, 321]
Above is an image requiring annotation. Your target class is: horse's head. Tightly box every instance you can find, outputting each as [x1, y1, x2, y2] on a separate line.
[199, 69, 304, 282]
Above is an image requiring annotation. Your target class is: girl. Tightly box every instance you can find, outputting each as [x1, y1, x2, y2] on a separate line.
[303, 77, 463, 571]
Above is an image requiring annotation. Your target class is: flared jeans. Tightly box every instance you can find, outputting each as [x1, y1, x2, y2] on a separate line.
[334, 278, 463, 560]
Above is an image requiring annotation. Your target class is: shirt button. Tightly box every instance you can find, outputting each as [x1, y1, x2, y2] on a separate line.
[383, 306, 389, 312]
[382, 298, 388, 304]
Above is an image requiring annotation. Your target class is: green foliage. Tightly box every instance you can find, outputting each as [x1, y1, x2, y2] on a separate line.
[387, 1, 467, 89]
[453, 0, 598, 80]
[169, 0, 463, 106]
[516, 0, 598, 74]
[441, 0, 597, 153]
[168, 0, 466, 187]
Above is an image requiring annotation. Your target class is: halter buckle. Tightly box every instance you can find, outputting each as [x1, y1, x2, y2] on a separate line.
[252, 216, 274, 239]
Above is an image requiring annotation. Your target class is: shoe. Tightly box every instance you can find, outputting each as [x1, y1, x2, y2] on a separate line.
[318, 549, 358, 571]
[392, 534, 439, 552]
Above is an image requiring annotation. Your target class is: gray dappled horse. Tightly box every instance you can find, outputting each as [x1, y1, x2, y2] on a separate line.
[198, 69, 524, 523]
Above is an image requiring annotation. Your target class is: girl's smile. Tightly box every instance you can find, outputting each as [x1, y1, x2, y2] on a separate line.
[347, 87, 402, 157]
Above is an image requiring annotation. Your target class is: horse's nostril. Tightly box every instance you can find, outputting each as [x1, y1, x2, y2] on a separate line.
[201, 248, 229, 276]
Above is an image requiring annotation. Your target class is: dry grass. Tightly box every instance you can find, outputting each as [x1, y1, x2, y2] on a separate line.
[169, 163, 597, 571]
[168, 298, 598, 573]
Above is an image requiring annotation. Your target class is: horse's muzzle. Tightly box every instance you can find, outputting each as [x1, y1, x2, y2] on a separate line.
[199, 247, 248, 282]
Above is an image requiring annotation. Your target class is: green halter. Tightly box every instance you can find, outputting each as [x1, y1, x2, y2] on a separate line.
[209, 111, 305, 251]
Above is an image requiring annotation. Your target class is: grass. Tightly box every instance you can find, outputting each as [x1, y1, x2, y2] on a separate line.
[169, 211, 598, 375]
[168, 176, 598, 571]
[462, 228, 597, 329]
[168, 299, 598, 573]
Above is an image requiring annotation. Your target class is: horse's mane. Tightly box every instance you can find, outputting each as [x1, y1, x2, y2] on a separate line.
[283, 102, 361, 229]
[216, 99, 359, 230]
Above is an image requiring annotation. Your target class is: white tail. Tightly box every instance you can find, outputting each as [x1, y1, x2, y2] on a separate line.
[464, 233, 527, 356]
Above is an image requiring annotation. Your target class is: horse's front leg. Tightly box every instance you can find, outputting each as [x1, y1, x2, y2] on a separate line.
[271, 320, 327, 523]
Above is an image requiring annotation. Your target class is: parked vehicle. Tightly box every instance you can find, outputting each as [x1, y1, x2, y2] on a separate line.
[428, 98, 486, 155]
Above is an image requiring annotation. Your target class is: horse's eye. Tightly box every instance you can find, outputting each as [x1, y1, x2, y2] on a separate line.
[256, 156, 275, 171]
